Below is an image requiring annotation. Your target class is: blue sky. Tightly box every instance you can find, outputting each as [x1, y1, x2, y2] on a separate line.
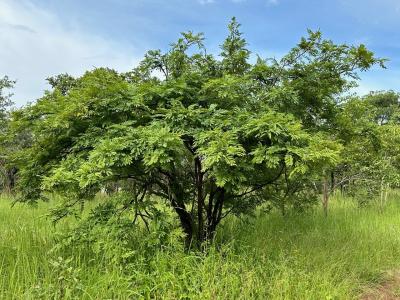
[1, 0, 399, 106]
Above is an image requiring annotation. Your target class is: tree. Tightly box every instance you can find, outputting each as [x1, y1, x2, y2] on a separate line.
[250, 30, 385, 131]
[363, 90, 400, 125]
[334, 92, 400, 207]
[11, 19, 380, 245]
[0, 76, 17, 193]
[46, 73, 78, 96]
[0, 76, 15, 129]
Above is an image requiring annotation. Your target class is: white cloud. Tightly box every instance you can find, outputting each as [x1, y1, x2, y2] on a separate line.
[267, 0, 279, 6]
[198, 0, 215, 4]
[199, 0, 248, 3]
[198, 0, 248, 5]
[0, 0, 140, 106]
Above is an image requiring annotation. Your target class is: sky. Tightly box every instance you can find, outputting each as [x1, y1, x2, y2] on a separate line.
[1, 0, 399, 106]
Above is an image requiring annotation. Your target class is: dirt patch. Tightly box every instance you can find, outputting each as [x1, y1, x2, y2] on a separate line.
[361, 271, 400, 300]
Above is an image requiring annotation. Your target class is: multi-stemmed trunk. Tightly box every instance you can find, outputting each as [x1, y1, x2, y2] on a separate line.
[166, 159, 226, 247]
[171, 184, 226, 248]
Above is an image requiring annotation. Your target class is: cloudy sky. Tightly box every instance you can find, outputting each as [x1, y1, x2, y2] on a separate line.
[1, 0, 399, 106]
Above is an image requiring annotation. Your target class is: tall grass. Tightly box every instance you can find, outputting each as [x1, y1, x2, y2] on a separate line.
[1, 193, 400, 299]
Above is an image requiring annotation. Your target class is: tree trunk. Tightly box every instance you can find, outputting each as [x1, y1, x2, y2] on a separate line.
[195, 157, 205, 243]
[205, 187, 225, 241]
[322, 176, 329, 217]
[384, 183, 389, 208]
[379, 178, 389, 213]
[175, 205, 194, 247]
[165, 173, 195, 247]
[280, 198, 286, 216]
[167, 168, 225, 248]
[3, 167, 17, 194]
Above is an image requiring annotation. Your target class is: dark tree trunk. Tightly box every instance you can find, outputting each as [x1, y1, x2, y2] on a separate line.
[205, 187, 225, 241]
[167, 182, 192, 245]
[280, 199, 286, 216]
[162, 163, 226, 248]
[173, 203, 194, 246]
[195, 157, 205, 243]
[322, 176, 329, 217]
[3, 167, 17, 194]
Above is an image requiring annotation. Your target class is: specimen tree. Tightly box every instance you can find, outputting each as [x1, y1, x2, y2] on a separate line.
[11, 19, 382, 244]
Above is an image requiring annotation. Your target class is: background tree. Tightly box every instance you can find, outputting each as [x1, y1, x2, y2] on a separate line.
[249, 29, 385, 215]
[0, 76, 17, 193]
[46, 73, 78, 96]
[334, 91, 400, 207]
[0, 76, 14, 129]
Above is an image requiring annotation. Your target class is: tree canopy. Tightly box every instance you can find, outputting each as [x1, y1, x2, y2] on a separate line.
[0, 76, 15, 130]
[334, 91, 400, 206]
[0, 76, 17, 193]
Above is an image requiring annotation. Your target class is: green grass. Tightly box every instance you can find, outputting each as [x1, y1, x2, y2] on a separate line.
[2, 193, 400, 299]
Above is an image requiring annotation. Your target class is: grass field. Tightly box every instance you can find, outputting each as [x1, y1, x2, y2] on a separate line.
[2, 193, 400, 299]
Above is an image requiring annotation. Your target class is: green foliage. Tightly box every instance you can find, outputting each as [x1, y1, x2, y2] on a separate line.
[251, 30, 385, 130]
[29, 257, 83, 300]
[335, 91, 400, 206]
[364, 90, 400, 125]
[0, 75, 14, 127]
[46, 73, 78, 96]
[0, 76, 17, 193]
[220, 17, 251, 75]
[52, 193, 185, 265]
